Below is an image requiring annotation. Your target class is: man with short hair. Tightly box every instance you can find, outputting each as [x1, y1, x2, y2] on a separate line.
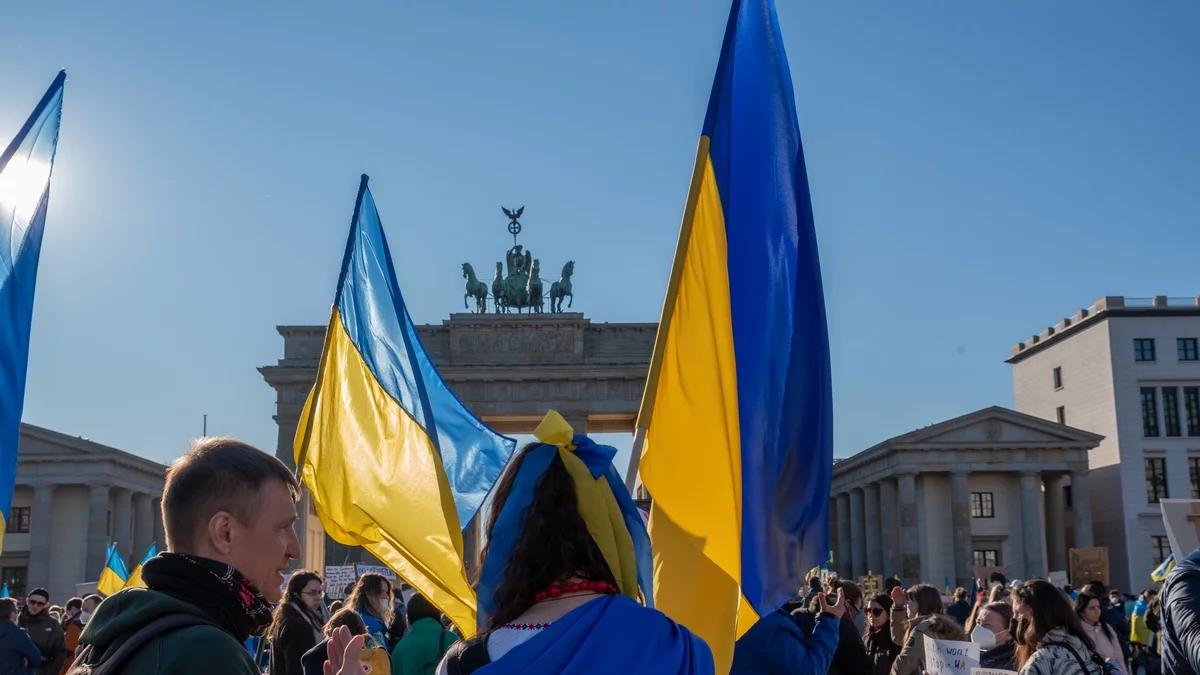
[58, 597, 83, 675]
[75, 438, 301, 674]
[18, 588, 65, 675]
[77, 596, 100, 628]
[0, 597, 43, 674]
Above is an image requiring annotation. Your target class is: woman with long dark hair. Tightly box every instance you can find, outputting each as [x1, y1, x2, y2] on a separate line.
[888, 584, 966, 675]
[346, 573, 394, 649]
[268, 570, 325, 675]
[1011, 580, 1106, 674]
[1074, 592, 1127, 675]
[863, 593, 900, 675]
[324, 412, 713, 675]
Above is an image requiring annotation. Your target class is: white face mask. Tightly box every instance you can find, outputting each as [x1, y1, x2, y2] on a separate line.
[971, 625, 997, 649]
[79, 610, 91, 625]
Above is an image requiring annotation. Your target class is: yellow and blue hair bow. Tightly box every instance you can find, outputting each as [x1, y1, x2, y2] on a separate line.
[476, 411, 653, 631]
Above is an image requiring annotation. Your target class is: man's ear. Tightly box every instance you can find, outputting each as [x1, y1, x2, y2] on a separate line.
[206, 510, 237, 556]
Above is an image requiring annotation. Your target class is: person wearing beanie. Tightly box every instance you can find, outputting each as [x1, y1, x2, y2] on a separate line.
[18, 588, 66, 675]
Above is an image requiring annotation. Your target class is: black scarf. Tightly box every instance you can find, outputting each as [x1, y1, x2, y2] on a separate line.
[142, 553, 273, 641]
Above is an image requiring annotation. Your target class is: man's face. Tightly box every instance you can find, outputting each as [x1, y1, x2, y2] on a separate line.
[227, 480, 299, 604]
[25, 596, 47, 616]
[82, 598, 99, 614]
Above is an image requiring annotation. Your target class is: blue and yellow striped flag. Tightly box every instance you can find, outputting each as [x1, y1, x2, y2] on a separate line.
[636, 1, 832, 670]
[295, 176, 516, 635]
[1152, 554, 1175, 583]
[0, 72, 64, 550]
[124, 543, 157, 589]
[97, 543, 130, 597]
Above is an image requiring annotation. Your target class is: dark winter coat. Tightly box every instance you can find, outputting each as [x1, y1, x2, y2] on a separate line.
[979, 640, 1017, 670]
[864, 624, 900, 675]
[731, 609, 840, 675]
[0, 619, 43, 675]
[269, 601, 324, 675]
[1161, 545, 1200, 675]
[18, 608, 65, 675]
[826, 615, 872, 675]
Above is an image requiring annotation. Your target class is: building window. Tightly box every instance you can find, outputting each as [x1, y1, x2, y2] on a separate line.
[1180, 338, 1199, 362]
[1165, 387, 1182, 437]
[1053, 366, 1063, 390]
[1056, 406, 1066, 425]
[4, 507, 29, 534]
[1191, 457, 1200, 499]
[973, 549, 1000, 567]
[0, 567, 26, 599]
[1187, 387, 1200, 436]
[1152, 535, 1172, 565]
[1146, 457, 1169, 504]
[970, 492, 995, 518]
[1143, 388, 1160, 437]
[1135, 338, 1157, 362]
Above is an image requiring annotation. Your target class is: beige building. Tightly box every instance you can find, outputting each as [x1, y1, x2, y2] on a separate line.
[1009, 295, 1200, 589]
[0, 424, 166, 602]
[830, 406, 1101, 587]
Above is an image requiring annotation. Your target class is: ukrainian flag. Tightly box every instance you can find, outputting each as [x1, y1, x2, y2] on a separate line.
[295, 175, 516, 635]
[1152, 554, 1175, 583]
[636, 1, 832, 670]
[124, 543, 157, 589]
[97, 543, 130, 597]
[0, 72, 64, 550]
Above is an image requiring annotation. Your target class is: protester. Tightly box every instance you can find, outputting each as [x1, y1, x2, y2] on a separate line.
[947, 587, 972, 626]
[1083, 581, 1130, 666]
[737, 594, 843, 675]
[57, 597, 82, 675]
[74, 437, 300, 673]
[1075, 591, 1127, 675]
[329, 600, 344, 616]
[302, 607, 369, 675]
[973, 601, 1017, 670]
[1160, 544, 1200, 674]
[268, 570, 325, 675]
[19, 588, 65, 675]
[0, 597, 43, 675]
[808, 580, 870, 675]
[863, 593, 900, 675]
[965, 582, 1007, 633]
[1011, 579, 1106, 674]
[888, 583, 966, 675]
[390, 594, 456, 675]
[347, 573, 394, 649]
[387, 587, 409, 651]
[77, 596, 99, 628]
[801, 575, 824, 609]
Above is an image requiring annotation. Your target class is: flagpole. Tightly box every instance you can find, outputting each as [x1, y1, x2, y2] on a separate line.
[625, 137, 711, 493]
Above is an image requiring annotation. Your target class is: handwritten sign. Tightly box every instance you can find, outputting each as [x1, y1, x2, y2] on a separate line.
[924, 636, 980, 675]
[1047, 570, 1068, 588]
[970, 669, 1017, 675]
[354, 563, 398, 581]
[1068, 547, 1109, 586]
[324, 565, 357, 599]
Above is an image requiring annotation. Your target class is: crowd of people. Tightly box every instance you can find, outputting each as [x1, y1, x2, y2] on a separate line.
[0, 433, 1195, 674]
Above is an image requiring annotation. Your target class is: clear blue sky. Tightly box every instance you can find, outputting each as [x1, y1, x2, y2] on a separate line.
[2, 2, 1197, 466]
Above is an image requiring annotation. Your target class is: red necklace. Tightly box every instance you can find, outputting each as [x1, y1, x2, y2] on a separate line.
[534, 580, 620, 603]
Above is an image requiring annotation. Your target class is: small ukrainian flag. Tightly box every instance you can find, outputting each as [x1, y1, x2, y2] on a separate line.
[124, 544, 157, 589]
[97, 543, 129, 596]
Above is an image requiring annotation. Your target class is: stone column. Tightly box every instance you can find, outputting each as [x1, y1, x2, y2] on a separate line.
[897, 472, 920, 582]
[111, 488, 133, 565]
[132, 493, 155, 559]
[152, 497, 165, 550]
[849, 488, 866, 578]
[949, 470, 973, 588]
[879, 479, 899, 577]
[1044, 474, 1068, 572]
[562, 414, 589, 435]
[835, 492, 852, 578]
[864, 483, 882, 576]
[1020, 471, 1046, 578]
[27, 484, 55, 592]
[86, 485, 111, 580]
[1071, 470, 1094, 548]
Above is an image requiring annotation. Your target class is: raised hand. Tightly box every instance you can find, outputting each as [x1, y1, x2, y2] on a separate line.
[323, 625, 367, 675]
[890, 585, 908, 608]
[817, 587, 846, 619]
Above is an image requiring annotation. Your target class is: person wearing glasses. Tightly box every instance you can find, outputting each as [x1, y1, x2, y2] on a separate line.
[18, 588, 65, 675]
[268, 570, 326, 675]
[863, 594, 900, 675]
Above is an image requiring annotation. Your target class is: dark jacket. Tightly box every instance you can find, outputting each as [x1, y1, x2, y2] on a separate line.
[827, 615, 871, 675]
[1161, 545, 1200, 675]
[946, 600, 972, 627]
[301, 638, 329, 675]
[864, 624, 900, 675]
[979, 640, 1017, 670]
[75, 588, 258, 675]
[731, 609, 839, 675]
[270, 601, 323, 675]
[18, 609, 65, 675]
[0, 619, 43, 675]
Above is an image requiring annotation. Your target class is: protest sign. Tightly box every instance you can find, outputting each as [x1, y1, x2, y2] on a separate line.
[355, 563, 398, 580]
[970, 669, 1017, 675]
[923, 636, 979, 675]
[1161, 499, 1200, 561]
[324, 565, 357, 599]
[1068, 547, 1109, 586]
[1047, 570, 1068, 588]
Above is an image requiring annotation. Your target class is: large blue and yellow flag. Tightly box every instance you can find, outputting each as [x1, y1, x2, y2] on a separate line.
[124, 543, 157, 589]
[0, 72, 65, 550]
[295, 175, 516, 635]
[97, 543, 130, 597]
[636, 1, 831, 670]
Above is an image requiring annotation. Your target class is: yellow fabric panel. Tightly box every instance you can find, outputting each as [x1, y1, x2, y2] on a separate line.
[97, 567, 125, 597]
[294, 311, 475, 634]
[558, 448, 639, 600]
[124, 565, 146, 589]
[640, 151, 746, 673]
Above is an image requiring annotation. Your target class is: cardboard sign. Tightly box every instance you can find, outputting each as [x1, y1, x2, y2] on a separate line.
[1069, 547, 1109, 586]
[970, 669, 1017, 675]
[354, 564, 398, 580]
[923, 636, 980, 675]
[859, 574, 883, 597]
[1047, 570, 1069, 588]
[324, 565, 357, 599]
[1160, 499, 1200, 561]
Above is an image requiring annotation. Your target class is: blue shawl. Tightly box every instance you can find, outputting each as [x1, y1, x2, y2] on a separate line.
[478, 595, 713, 675]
